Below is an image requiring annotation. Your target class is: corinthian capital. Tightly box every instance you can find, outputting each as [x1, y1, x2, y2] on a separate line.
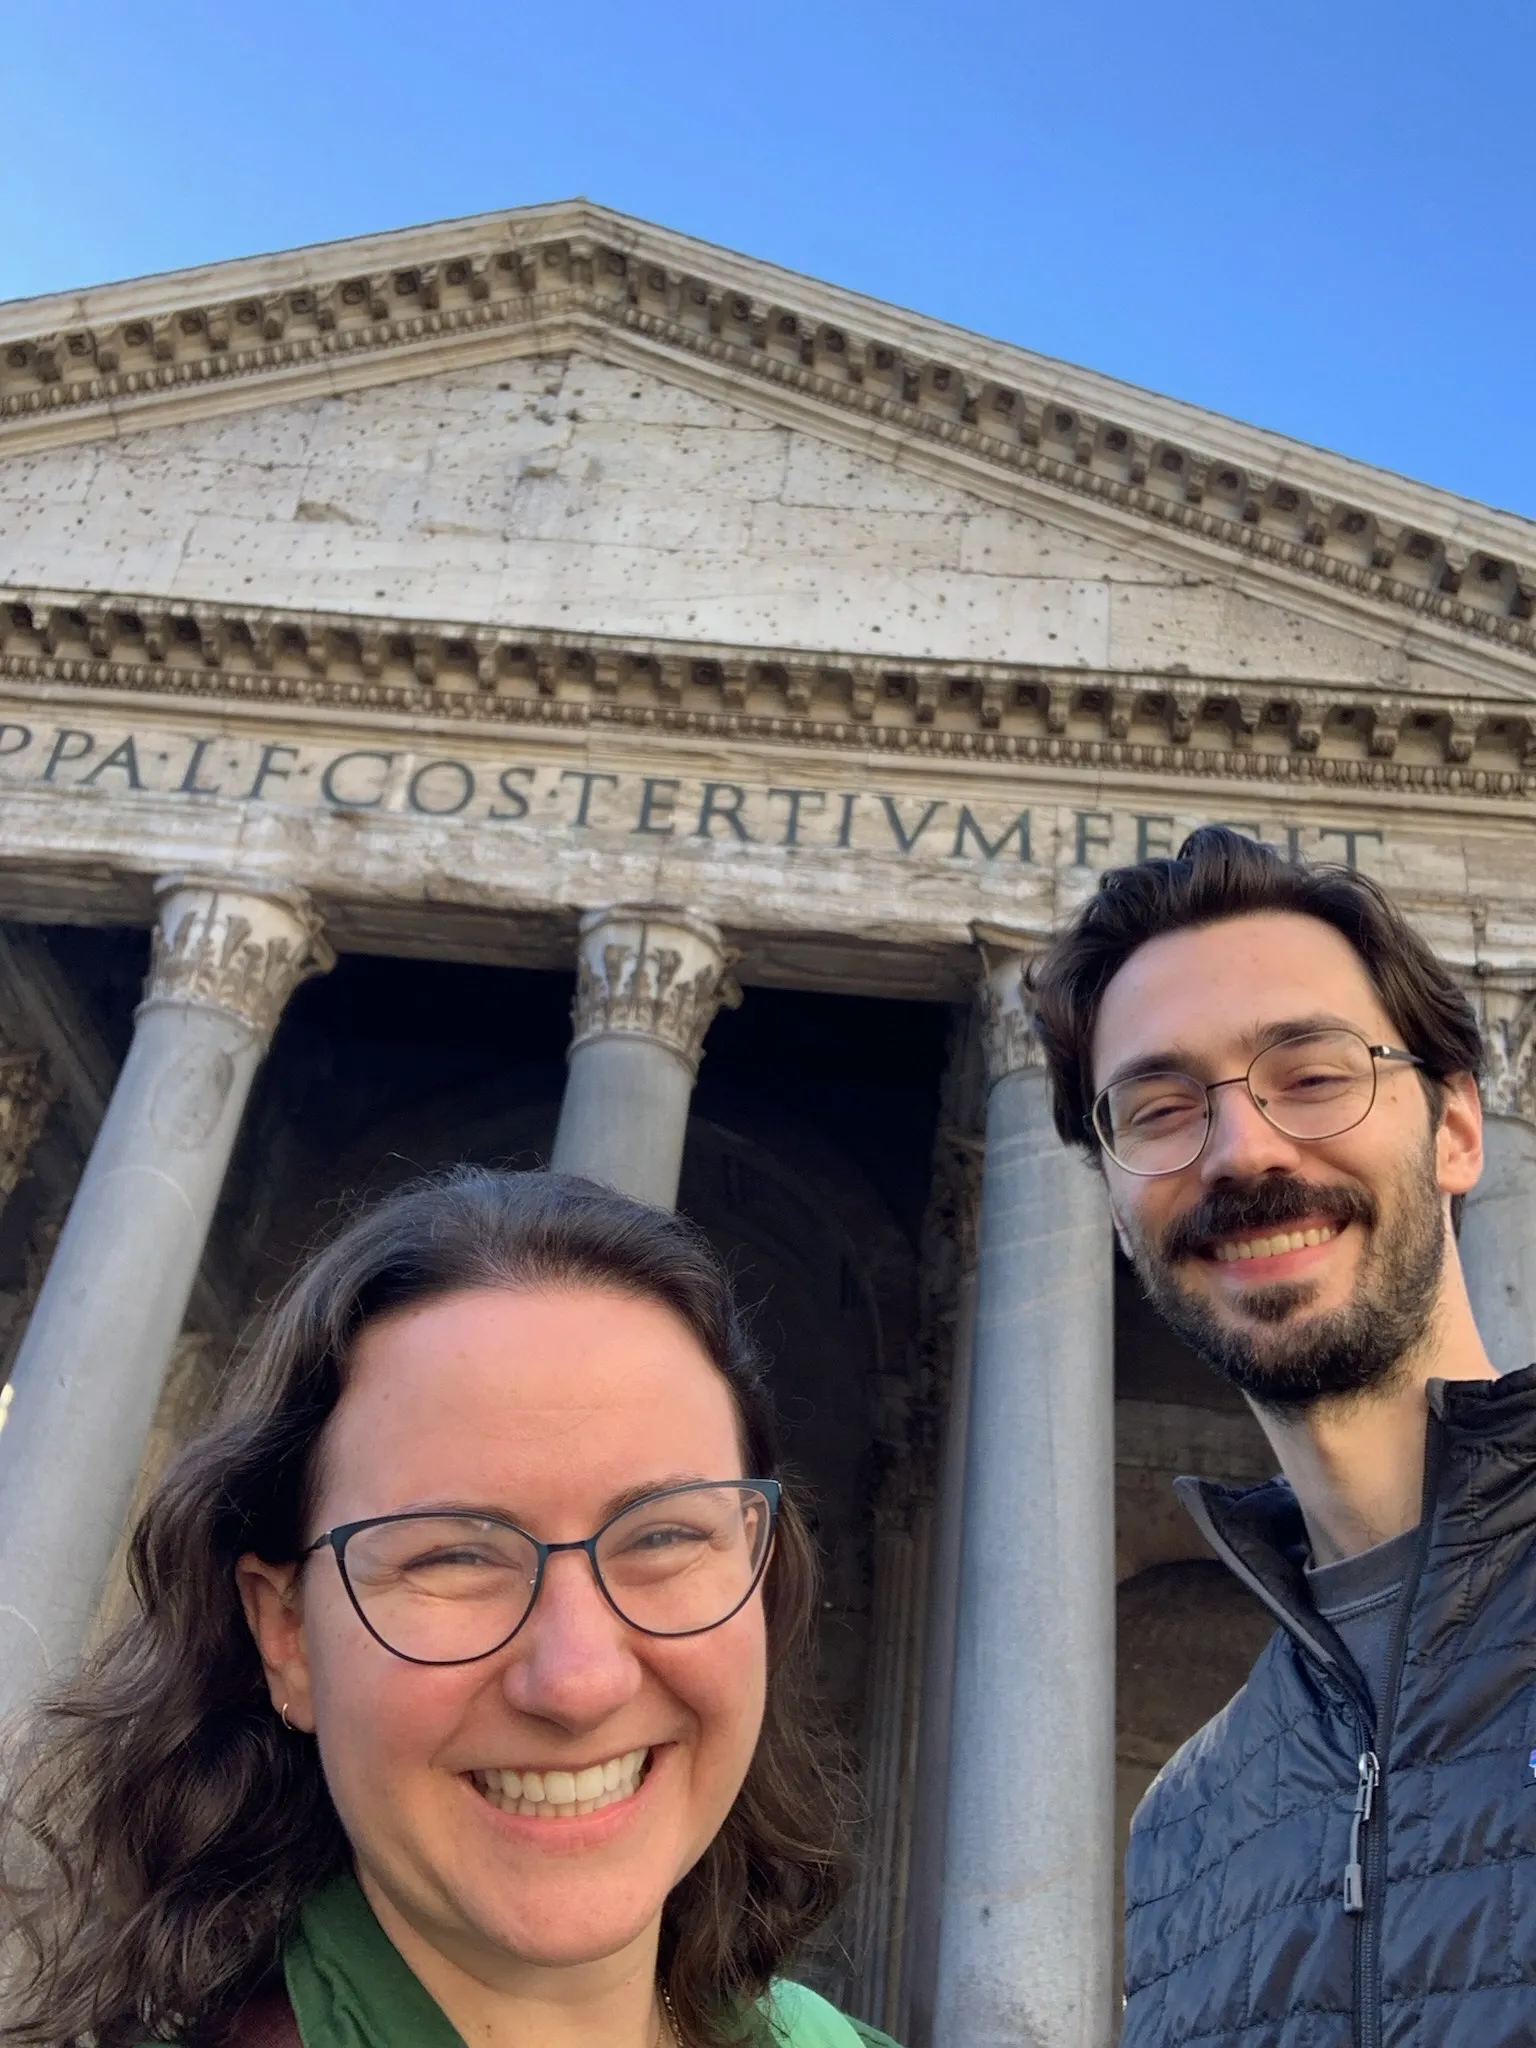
[570, 906, 739, 1075]
[1463, 973, 1536, 1123]
[0, 1046, 57, 1207]
[971, 921, 1050, 1089]
[142, 875, 334, 1042]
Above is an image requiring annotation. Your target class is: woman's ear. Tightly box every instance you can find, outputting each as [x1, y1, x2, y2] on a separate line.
[236, 1554, 317, 1733]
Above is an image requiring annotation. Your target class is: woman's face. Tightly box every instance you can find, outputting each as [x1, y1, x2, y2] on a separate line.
[239, 1286, 769, 1985]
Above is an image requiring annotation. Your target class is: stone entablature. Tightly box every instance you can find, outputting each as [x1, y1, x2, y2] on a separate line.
[4, 203, 1535, 668]
[4, 587, 1534, 794]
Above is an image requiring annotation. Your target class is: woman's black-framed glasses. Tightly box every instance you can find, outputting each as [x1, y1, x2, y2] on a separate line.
[304, 1479, 780, 1666]
[1089, 1027, 1424, 1178]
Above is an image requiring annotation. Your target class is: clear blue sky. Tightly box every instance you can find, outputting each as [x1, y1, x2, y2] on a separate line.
[5, 1, 1533, 514]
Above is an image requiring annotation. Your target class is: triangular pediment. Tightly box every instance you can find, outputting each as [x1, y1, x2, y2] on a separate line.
[9, 197, 1536, 729]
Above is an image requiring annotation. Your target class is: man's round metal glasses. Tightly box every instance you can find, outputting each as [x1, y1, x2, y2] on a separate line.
[303, 1479, 780, 1666]
[1089, 1027, 1424, 1178]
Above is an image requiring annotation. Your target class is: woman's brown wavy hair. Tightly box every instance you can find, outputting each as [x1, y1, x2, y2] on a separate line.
[0, 1167, 849, 2047]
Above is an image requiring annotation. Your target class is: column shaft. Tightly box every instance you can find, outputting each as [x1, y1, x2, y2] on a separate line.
[934, 948, 1116, 2048]
[1458, 975, 1536, 1374]
[553, 1035, 696, 1208]
[551, 906, 735, 1211]
[1461, 1113, 1536, 1371]
[0, 879, 327, 1718]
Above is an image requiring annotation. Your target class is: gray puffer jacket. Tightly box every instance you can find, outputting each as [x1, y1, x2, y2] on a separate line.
[1122, 1367, 1536, 2048]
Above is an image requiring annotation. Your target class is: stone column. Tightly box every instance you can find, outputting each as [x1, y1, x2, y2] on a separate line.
[933, 934, 1117, 2048]
[551, 905, 737, 1210]
[1460, 974, 1536, 1373]
[901, 1039, 986, 2048]
[0, 877, 329, 1719]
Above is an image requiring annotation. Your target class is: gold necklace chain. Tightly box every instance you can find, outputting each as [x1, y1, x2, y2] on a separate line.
[658, 1982, 680, 2046]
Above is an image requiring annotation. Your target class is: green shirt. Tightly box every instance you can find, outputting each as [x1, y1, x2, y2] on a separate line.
[270, 1873, 900, 2048]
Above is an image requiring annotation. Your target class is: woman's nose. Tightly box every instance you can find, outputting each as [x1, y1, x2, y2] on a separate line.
[500, 1550, 643, 1728]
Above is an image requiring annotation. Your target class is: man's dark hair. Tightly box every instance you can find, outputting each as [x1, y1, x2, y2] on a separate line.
[1030, 824, 1483, 1154]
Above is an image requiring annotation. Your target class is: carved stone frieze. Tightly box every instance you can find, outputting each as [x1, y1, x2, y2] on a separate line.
[971, 924, 1051, 1089]
[1463, 973, 1536, 1122]
[3, 585, 1534, 796]
[570, 906, 739, 1074]
[3, 203, 1533, 660]
[142, 875, 334, 1042]
[0, 1046, 57, 1207]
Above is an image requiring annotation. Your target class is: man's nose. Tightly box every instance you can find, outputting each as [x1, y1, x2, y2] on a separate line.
[500, 1549, 644, 1729]
[1198, 1079, 1308, 1184]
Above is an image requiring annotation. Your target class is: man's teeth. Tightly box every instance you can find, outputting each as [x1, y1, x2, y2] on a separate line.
[1212, 1225, 1340, 1264]
[471, 1747, 648, 1817]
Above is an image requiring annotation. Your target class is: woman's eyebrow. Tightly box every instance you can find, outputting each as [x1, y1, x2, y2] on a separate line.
[599, 1474, 715, 1519]
[374, 1475, 718, 1526]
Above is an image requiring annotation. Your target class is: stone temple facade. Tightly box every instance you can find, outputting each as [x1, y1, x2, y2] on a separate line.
[0, 201, 1533, 2047]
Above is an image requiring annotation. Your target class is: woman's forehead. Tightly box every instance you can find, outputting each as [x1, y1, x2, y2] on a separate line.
[319, 1285, 744, 1513]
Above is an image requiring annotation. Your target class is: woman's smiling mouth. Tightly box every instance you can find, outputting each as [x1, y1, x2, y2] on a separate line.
[469, 1747, 650, 1817]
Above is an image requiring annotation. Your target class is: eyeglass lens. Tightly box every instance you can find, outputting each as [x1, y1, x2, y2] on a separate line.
[338, 1482, 775, 1664]
[1095, 1028, 1380, 1174]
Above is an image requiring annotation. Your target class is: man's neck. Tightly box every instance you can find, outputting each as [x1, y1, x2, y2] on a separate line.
[1247, 1283, 1496, 1566]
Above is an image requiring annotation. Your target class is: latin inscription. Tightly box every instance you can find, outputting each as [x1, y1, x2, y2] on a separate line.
[0, 718, 1386, 871]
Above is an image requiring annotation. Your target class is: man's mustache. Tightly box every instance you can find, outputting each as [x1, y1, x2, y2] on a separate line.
[1161, 1177, 1377, 1265]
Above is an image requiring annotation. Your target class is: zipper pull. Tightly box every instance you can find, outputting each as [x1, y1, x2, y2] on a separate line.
[1343, 1749, 1379, 1914]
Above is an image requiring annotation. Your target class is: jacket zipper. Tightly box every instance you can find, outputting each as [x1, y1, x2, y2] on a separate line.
[1347, 1414, 1444, 2048]
[1342, 1747, 1379, 1914]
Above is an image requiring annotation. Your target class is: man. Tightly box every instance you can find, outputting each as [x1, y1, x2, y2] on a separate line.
[1029, 824, 1535, 2047]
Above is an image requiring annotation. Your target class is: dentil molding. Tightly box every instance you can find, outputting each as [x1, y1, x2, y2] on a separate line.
[4, 585, 1535, 798]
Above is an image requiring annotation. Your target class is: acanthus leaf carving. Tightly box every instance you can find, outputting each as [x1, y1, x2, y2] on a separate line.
[0, 1046, 58, 1208]
[143, 876, 334, 1042]
[971, 923, 1050, 1089]
[570, 907, 739, 1075]
[1469, 976, 1536, 1123]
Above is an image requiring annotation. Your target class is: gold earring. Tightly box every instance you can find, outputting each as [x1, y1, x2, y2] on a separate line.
[279, 1700, 294, 1731]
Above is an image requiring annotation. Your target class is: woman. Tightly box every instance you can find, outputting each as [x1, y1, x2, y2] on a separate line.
[0, 1168, 898, 2048]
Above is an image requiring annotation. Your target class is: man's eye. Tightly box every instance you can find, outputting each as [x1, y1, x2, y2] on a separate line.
[1126, 1095, 1199, 1129]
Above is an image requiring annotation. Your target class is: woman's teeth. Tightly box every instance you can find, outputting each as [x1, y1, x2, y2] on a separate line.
[1212, 1225, 1339, 1264]
[471, 1748, 648, 1818]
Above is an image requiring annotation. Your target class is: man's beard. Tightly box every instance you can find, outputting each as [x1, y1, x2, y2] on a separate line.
[1125, 1141, 1447, 1413]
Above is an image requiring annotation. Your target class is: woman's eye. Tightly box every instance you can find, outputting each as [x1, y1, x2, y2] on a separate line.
[403, 1547, 501, 1571]
[621, 1523, 706, 1554]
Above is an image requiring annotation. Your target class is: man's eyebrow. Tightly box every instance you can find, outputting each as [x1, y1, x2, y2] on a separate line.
[1100, 1013, 1367, 1091]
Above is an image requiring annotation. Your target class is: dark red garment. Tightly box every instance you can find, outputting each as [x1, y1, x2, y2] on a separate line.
[229, 1984, 302, 2048]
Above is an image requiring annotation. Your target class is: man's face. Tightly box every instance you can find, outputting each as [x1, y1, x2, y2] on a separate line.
[1091, 911, 1479, 1412]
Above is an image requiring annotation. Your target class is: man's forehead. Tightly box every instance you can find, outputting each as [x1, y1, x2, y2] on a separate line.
[1091, 913, 1390, 1076]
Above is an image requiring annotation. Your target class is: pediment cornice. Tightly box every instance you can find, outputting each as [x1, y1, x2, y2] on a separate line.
[3, 583, 1533, 802]
[4, 203, 1536, 676]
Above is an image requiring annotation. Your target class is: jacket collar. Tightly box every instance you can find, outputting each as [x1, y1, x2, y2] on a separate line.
[1174, 1364, 1536, 1718]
